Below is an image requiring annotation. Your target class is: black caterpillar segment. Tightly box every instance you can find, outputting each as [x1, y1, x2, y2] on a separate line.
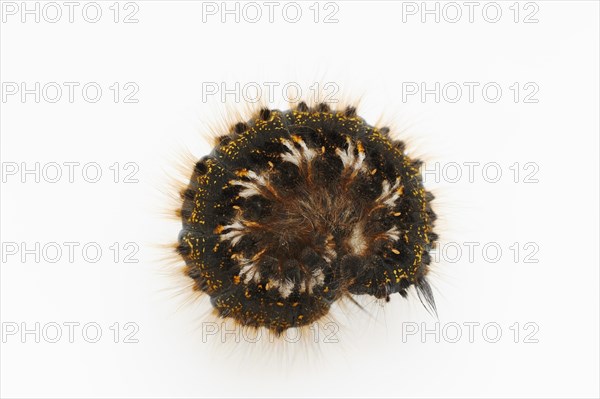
[177, 102, 437, 334]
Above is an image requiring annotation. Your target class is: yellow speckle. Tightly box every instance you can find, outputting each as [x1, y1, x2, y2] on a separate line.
[235, 169, 248, 177]
[357, 141, 364, 153]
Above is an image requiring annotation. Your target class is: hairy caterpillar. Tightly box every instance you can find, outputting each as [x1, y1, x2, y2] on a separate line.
[173, 100, 437, 335]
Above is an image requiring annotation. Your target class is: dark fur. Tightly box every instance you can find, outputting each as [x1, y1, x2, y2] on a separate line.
[177, 103, 437, 333]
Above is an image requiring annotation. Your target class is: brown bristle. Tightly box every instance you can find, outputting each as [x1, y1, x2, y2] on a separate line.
[297, 102, 309, 112]
[344, 106, 357, 117]
[259, 108, 271, 120]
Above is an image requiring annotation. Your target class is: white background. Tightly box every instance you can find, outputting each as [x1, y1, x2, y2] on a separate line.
[1, 1, 599, 398]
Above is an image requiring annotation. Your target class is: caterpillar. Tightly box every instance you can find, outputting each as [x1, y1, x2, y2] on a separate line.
[174, 100, 437, 335]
